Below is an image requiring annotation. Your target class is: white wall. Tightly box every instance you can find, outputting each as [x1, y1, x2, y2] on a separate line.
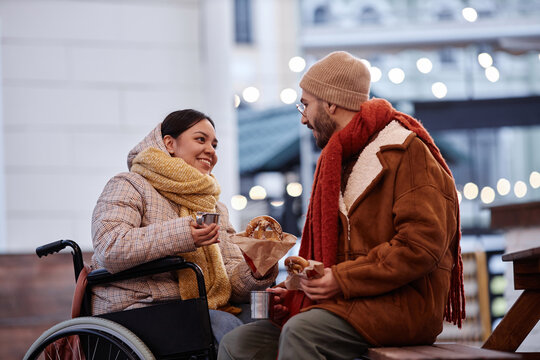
[0, 0, 237, 252]
[0, 19, 6, 250]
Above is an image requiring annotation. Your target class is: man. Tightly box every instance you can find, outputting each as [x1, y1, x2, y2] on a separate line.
[218, 51, 465, 360]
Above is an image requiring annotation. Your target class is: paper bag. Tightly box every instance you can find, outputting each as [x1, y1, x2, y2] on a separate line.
[231, 231, 297, 278]
[284, 260, 324, 290]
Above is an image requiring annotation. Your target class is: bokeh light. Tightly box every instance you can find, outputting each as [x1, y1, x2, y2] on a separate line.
[388, 68, 405, 84]
[497, 178, 511, 195]
[462, 7, 478, 22]
[230, 195, 247, 210]
[485, 66, 500, 82]
[249, 185, 267, 200]
[416, 57, 433, 74]
[478, 53, 493, 68]
[242, 86, 260, 103]
[530, 171, 540, 188]
[480, 186, 496, 204]
[288, 56, 306, 72]
[514, 181, 527, 198]
[286, 182, 303, 197]
[463, 182, 479, 200]
[432, 82, 448, 99]
[370, 66, 382, 82]
[280, 88, 297, 104]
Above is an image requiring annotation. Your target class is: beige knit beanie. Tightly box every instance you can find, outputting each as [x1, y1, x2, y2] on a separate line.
[300, 51, 371, 111]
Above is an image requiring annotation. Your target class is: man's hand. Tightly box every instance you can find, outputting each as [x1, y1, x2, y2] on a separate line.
[267, 287, 289, 323]
[299, 267, 342, 301]
[190, 221, 220, 247]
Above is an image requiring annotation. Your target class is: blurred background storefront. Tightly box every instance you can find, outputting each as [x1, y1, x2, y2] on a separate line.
[230, 1, 540, 348]
[1, 0, 539, 356]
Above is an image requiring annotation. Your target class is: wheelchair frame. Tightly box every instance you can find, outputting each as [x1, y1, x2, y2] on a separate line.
[24, 239, 217, 360]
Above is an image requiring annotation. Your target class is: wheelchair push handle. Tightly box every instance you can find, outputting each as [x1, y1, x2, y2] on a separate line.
[37, 240, 66, 257]
[36, 240, 85, 281]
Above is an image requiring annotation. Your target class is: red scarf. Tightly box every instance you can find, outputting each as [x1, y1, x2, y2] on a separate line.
[283, 98, 465, 327]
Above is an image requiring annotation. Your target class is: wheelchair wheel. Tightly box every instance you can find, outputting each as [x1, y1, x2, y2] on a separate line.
[24, 316, 155, 360]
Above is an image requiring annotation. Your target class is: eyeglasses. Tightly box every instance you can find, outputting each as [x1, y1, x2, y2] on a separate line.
[296, 103, 306, 117]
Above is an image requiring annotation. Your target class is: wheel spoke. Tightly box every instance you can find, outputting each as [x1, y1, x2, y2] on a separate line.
[25, 317, 154, 360]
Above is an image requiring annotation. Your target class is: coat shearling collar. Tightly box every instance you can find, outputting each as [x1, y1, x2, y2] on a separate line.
[339, 121, 412, 215]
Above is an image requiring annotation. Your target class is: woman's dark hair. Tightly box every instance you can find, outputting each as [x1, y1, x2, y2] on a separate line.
[161, 109, 215, 139]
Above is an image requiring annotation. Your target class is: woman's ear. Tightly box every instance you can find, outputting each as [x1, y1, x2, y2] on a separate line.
[163, 135, 176, 155]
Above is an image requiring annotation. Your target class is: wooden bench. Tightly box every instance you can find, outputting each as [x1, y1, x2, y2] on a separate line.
[367, 343, 521, 360]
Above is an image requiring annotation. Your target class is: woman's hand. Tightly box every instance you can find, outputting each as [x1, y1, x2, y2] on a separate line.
[267, 287, 289, 323]
[299, 267, 342, 301]
[190, 220, 220, 247]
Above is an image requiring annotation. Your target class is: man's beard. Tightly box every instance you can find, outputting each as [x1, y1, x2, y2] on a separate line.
[313, 103, 337, 149]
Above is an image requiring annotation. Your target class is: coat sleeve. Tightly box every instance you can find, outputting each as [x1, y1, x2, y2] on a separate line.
[333, 138, 458, 299]
[216, 202, 278, 303]
[92, 174, 197, 273]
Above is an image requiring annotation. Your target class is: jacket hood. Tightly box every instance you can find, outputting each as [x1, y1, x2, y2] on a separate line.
[127, 122, 169, 170]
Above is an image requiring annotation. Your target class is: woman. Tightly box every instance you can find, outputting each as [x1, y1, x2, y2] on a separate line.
[90, 109, 278, 343]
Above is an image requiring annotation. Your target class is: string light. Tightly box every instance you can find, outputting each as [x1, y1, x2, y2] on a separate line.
[416, 57, 433, 74]
[480, 186, 496, 204]
[478, 53, 493, 68]
[286, 182, 303, 197]
[514, 181, 527, 198]
[462, 7, 478, 22]
[388, 68, 405, 84]
[242, 86, 260, 103]
[231, 172, 539, 212]
[280, 88, 297, 104]
[432, 82, 448, 99]
[455, 172, 540, 204]
[497, 178, 511, 195]
[485, 66, 500, 82]
[231, 195, 247, 210]
[464, 182, 479, 200]
[289, 56, 306, 73]
[249, 185, 267, 200]
[529, 171, 540, 188]
[370, 66, 382, 82]
[360, 59, 371, 68]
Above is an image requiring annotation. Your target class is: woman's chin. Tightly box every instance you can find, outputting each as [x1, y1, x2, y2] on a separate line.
[196, 166, 212, 175]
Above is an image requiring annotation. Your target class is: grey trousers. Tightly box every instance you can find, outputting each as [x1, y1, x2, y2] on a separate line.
[217, 308, 370, 360]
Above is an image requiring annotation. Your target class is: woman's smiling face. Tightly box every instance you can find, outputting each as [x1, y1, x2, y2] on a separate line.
[164, 119, 218, 175]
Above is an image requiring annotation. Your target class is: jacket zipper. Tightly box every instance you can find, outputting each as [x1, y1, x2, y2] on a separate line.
[343, 212, 351, 261]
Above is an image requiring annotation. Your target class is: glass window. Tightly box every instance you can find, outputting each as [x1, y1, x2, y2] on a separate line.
[235, 0, 252, 44]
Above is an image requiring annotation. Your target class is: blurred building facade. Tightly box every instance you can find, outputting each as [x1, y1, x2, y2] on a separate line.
[232, 0, 540, 233]
[0, 0, 238, 252]
[230, 0, 540, 350]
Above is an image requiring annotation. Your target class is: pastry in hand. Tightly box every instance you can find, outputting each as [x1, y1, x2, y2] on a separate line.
[284, 255, 310, 275]
[245, 215, 283, 241]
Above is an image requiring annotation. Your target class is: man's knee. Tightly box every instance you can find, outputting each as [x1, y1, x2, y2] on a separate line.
[217, 327, 239, 360]
[280, 311, 313, 346]
[217, 321, 280, 360]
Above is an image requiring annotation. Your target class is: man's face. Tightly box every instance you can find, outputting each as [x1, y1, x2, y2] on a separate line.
[299, 91, 337, 149]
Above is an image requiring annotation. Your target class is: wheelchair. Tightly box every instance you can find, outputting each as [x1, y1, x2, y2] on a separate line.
[24, 240, 217, 360]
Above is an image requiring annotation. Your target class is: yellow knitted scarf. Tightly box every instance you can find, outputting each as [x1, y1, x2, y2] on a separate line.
[131, 147, 234, 312]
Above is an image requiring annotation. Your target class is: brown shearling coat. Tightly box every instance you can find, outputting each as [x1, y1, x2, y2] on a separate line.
[309, 121, 459, 346]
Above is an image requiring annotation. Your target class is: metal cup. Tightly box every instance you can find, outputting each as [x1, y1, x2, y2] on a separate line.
[250, 291, 273, 319]
[196, 212, 220, 226]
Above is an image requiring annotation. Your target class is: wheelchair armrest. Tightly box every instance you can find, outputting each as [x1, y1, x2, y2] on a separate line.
[87, 256, 207, 299]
